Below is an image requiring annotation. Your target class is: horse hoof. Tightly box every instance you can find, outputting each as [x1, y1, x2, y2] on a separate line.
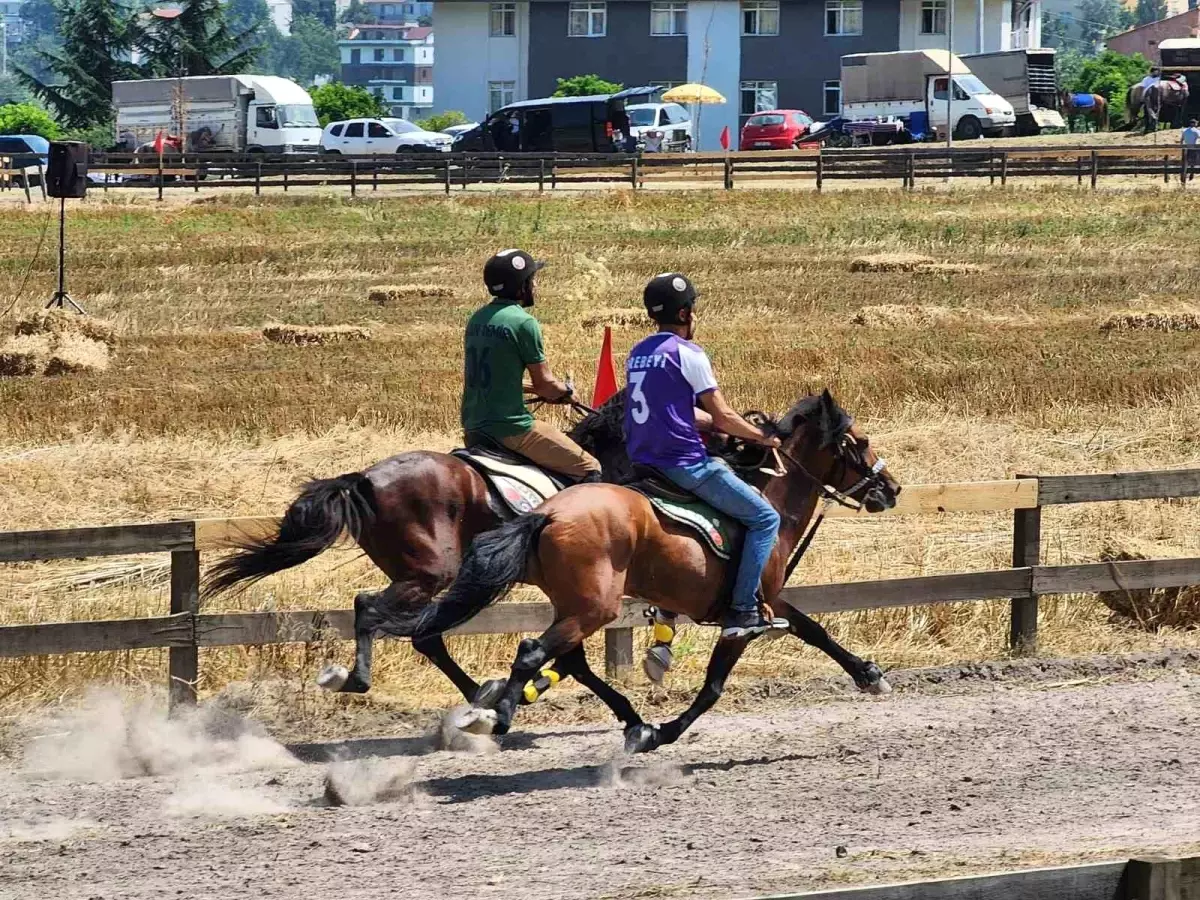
[643, 646, 672, 684]
[451, 706, 498, 735]
[316, 665, 349, 692]
[624, 723, 661, 755]
[859, 663, 893, 696]
[473, 679, 506, 710]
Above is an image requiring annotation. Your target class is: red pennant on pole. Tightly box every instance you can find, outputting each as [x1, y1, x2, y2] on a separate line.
[719, 125, 731, 151]
[153, 131, 165, 155]
[591, 325, 618, 407]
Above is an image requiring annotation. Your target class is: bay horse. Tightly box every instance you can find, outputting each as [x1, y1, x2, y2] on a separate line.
[1060, 91, 1108, 133]
[1127, 80, 1190, 133]
[390, 390, 901, 752]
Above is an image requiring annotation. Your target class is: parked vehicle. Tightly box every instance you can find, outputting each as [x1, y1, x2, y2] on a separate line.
[739, 110, 815, 150]
[0, 134, 48, 188]
[452, 86, 657, 154]
[113, 75, 321, 155]
[625, 102, 692, 151]
[963, 49, 1063, 135]
[841, 50, 1015, 142]
[321, 118, 452, 154]
[1158, 38, 1200, 119]
[442, 122, 479, 138]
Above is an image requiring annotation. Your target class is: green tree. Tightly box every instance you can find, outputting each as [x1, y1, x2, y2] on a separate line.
[0, 74, 35, 106]
[416, 110, 468, 132]
[1076, 49, 1150, 119]
[18, 0, 59, 40]
[552, 74, 623, 97]
[1041, 10, 1069, 48]
[1134, 0, 1167, 25]
[0, 102, 61, 138]
[1077, 0, 1133, 47]
[226, 0, 272, 35]
[309, 81, 387, 125]
[291, 0, 336, 28]
[1056, 48, 1086, 91]
[266, 16, 339, 84]
[15, 0, 146, 128]
[140, 0, 262, 77]
[339, 0, 376, 25]
[62, 120, 119, 148]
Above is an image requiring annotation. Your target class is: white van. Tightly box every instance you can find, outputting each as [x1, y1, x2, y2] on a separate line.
[625, 102, 692, 151]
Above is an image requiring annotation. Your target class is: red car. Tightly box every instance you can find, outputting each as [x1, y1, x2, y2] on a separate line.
[739, 109, 815, 151]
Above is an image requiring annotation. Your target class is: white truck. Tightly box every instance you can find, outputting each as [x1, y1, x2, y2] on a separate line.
[840, 50, 1015, 142]
[963, 49, 1064, 135]
[112, 75, 323, 154]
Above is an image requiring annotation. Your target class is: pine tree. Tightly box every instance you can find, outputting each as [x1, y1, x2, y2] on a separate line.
[15, 0, 145, 128]
[141, 0, 263, 77]
[1134, 0, 1167, 25]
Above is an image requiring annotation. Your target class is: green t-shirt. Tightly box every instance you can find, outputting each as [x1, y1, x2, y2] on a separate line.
[461, 299, 546, 438]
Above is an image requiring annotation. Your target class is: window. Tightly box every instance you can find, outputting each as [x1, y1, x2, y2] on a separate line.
[488, 80, 516, 112]
[823, 80, 841, 115]
[824, 0, 862, 35]
[368, 121, 391, 137]
[490, 2, 516, 36]
[374, 48, 385, 61]
[329, 123, 345, 137]
[255, 106, 278, 128]
[568, 1, 606, 36]
[740, 80, 778, 116]
[742, 1, 779, 35]
[350, 48, 361, 63]
[650, 1, 686, 35]
[921, 0, 946, 34]
[345, 122, 365, 138]
[382, 3, 395, 16]
[931, 77, 971, 101]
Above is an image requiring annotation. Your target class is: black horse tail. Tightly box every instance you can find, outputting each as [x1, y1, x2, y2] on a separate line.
[388, 513, 550, 638]
[202, 473, 376, 599]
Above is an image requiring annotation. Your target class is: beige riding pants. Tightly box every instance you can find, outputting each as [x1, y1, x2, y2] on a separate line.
[467, 420, 601, 479]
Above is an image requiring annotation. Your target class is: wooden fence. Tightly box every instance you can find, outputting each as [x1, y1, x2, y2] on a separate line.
[78, 145, 1200, 198]
[755, 854, 1198, 900]
[1, 467, 1199, 707]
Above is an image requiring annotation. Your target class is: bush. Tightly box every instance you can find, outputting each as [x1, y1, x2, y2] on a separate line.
[415, 110, 469, 133]
[0, 102, 60, 139]
[1074, 50, 1150, 121]
[62, 121, 118, 150]
[308, 82, 388, 126]
[552, 75, 623, 98]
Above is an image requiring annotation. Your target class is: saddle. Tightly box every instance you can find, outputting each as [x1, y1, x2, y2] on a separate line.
[452, 444, 566, 516]
[625, 467, 742, 562]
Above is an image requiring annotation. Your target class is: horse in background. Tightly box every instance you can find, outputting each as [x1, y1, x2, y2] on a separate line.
[1060, 91, 1108, 133]
[1127, 79, 1190, 133]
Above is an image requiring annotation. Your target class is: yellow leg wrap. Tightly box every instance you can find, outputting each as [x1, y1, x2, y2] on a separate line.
[653, 623, 676, 645]
[541, 668, 561, 687]
[523, 681, 540, 703]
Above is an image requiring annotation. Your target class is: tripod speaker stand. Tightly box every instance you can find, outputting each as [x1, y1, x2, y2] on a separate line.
[44, 141, 89, 313]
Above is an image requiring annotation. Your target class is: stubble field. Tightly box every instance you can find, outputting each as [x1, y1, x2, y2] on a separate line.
[0, 185, 1198, 737]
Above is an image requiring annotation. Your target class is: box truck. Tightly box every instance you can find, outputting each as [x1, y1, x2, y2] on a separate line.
[963, 49, 1064, 135]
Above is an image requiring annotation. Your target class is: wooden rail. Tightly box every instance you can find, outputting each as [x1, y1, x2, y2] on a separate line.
[754, 854, 1198, 900]
[1, 467, 1198, 705]
[74, 145, 1200, 198]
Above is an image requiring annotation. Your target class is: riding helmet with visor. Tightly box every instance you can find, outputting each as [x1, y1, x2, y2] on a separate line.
[643, 272, 697, 324]
[484, 249, 545, 302]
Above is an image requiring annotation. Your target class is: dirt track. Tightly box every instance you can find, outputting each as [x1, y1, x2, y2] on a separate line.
[3, 658, 1200, 900]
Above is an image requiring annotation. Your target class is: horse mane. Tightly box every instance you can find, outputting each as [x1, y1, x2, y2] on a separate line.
[774, 390, 853, 448]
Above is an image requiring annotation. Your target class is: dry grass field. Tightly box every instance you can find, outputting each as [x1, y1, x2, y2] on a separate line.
[1, 186, 1198, 736]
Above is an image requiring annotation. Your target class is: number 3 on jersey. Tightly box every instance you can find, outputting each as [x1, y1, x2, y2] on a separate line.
[629, 371, 649, 424]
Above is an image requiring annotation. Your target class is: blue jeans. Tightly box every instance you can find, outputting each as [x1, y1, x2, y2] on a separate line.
[663, 458, 781, 613]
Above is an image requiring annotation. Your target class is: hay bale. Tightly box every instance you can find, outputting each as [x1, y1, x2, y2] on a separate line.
[579, 308, 647, 330]
[368, 284, 457, 305]
[913, 262, 991, 276]
[44, 333, 110, 375]
[849, 253, 936, 273]
[849, 304, 959, 328]
[0, 334, 51, 376]
[1096, 546, 1200, 631]
[1099, 310, 1200, 333]
[16, 309, 118, 348]
[262, 324, 372, 346]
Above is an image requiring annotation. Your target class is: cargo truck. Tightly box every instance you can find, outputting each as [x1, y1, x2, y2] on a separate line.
[112, 75, 322, 154]
[962, 48, 1064, 135]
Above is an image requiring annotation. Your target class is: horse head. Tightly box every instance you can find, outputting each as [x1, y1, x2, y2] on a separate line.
[773, 389, 901, 514]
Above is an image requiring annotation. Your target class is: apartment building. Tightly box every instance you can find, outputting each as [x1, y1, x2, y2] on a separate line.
[340, 24, 435, 119]
[433, 0, 1041, 147]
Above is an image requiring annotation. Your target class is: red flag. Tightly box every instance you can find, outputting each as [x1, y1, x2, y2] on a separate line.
[153, 131, 165, 155]
[719, 125, 731, 151]
[591, 326, 618, 407]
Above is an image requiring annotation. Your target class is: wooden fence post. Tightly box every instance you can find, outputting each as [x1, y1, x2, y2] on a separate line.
[1009, 476, 1041, 656]
[1181, 148, 1189, 186]
[1122, 857, 1182, 900]
[169, 549, 200, 708]
[815, 151, 823, 192]
[906, 151, 915, 189]
[1090, 150, 1099, 189]
[350, 160, 357, 197]
[724, 155, 734, 190]
[1001, 152, 1009, 187]
[255, 161, 262, 196]
[1077, 155, 1084, 186]
[372, 153, 379, 191]
[632, 155, 641, 190]
[444, 158, 451, 195]
[1163, 154, 1170, 184]
[605, 627, 633, 678]
[989, 153, 996, 185]
[157, 156, 164, 202]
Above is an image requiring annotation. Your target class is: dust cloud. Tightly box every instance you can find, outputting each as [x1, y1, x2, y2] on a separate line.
[323, 757, 424, 808]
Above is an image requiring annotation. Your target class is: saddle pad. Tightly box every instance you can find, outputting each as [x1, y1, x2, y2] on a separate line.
[452, 449, 561, 516]
[628, 486, 737, 561]
[1070, 93, 1095, 109]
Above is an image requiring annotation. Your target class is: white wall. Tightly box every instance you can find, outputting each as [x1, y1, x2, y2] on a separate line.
[268, 0, 293, 35]
[899, 0, 1008, 53]
[687, 1, 740, 151]
[432, 1, 528, 120]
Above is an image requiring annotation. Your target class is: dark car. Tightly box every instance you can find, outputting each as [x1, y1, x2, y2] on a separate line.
[453, 86, 657, 154]
[0, 134, 50, 169]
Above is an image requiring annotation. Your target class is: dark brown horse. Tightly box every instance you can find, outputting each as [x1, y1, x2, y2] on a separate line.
[1060, 91, 1108, 133]
[390, 390, 900, 751]
[1127, 79, 1190, 133]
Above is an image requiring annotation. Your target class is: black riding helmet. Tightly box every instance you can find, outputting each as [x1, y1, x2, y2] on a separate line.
[484, 249, 545, 301]
[643, 272, 698, 324]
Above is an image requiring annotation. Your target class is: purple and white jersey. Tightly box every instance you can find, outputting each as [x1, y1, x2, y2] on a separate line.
[623, 332, 718, 469]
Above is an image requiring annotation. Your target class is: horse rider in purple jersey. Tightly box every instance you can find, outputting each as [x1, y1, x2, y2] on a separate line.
[623, 273, 789, 638]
